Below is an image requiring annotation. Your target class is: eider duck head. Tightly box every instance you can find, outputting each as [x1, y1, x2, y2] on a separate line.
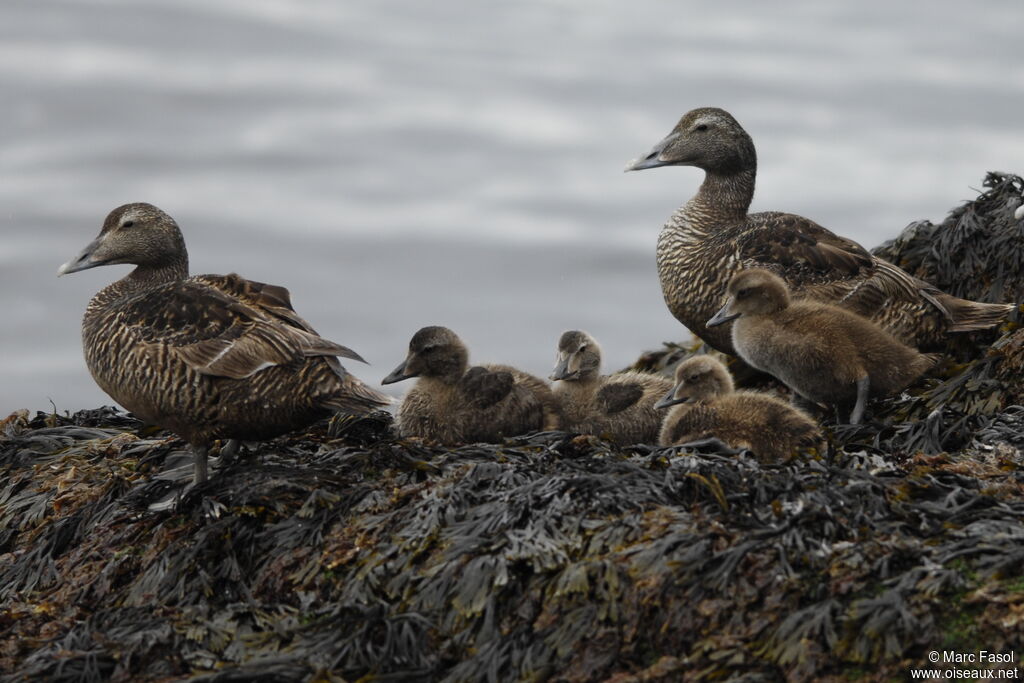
[382, 325, 469, 385]
[707, 268, 790, 327]
[655, 355, 734, 408]
[625, 107, 756, 175]
[58, 203, 187, 276]
[549, 330, 601, 382]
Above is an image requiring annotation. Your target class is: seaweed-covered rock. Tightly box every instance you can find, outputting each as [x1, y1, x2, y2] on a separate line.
[869, 174, 1024, 415]
[3, 174, 1024, 682]
[2, 408, 1024, 682]
[874, 172, 1024, 305]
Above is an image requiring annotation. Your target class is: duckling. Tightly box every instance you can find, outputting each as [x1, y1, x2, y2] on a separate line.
[707, 269, 940, 424]
[58, 202, 390, 486]
[549, 330, 672, 444]
[626, 107, 1012, 354]
[656, 356, 821, 461]
[382, 326, 560, 443]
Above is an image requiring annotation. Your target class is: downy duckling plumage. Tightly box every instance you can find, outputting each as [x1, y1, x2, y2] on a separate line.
[58, 202, 391, 486]
[550, 330, 671, 444]
[382, 326, 560, 443]
[708, 268, 940, 424]
[626, 107, 1012, 354]
[656, 355, 821, 461]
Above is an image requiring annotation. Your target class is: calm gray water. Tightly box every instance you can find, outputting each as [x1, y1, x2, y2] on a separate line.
[1, 0, 1022, 413]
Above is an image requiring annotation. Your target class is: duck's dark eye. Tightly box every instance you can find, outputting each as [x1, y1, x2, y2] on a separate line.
[688, 374, 699, 381]
[695, 124, 709, 132]
[122, 220, 134, 228]
[736, 287, 750, 298]
[578, 345, 587, 353]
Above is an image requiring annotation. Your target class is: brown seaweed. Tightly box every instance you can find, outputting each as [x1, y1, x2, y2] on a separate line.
[3, 403, 1024, 681]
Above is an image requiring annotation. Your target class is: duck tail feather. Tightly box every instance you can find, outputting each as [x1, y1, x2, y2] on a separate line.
[940, 295, 1016, 332]
[325, 379, 395, 414]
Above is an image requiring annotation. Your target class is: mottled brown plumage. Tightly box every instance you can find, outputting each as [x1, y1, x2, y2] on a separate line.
[657, 356, 821, 461]
[626, 107, 1012, 354]
[550, 330, 671, 444]
[383, 326, 560, 443]
[709, 269, 940, 424]
[58, 202, 390, 484]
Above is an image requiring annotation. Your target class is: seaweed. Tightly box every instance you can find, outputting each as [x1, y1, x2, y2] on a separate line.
[873, 172, 1024, 306]
[3, 407, 1022, 681]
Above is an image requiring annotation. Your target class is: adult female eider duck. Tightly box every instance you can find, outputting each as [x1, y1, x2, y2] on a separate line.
[708, 269, 940, 424]
[656, 356, 821, 461]
[58, 202, 391, 485]
[626, 107, 1012, 354]
[382, 326, 560, 443]
[550, 330, 671, 444]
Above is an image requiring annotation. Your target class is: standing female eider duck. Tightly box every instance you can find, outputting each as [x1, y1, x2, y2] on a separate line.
[656, 356, 821, 461]
[550, 330, 672, 444]
[58, 203, 391, 485]
[626, 107, 1012, 354]
[382, 326, 560, 443]
[708, 269, 940, 424]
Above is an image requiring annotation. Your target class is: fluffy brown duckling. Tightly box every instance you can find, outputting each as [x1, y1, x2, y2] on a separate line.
[382, 326, 560, 443]
[656, 356, 821, 461]
[707, 268, 940, 424]
[550, 330, 672, 444]
[626, 107, 1012, 354]
[58, 202, 391, 486]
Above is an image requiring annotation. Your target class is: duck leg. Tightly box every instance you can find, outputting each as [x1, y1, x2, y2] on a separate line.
[849, 376, 870, 425]
[148, 444, 208, 512]
[193, 444, 209, 484]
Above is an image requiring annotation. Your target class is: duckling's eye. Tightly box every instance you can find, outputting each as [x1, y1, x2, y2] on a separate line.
[736, 287, 750, 298]
[578, 345, 588, 353]
[694, 124, 709, 133]
[122, 220, 135, 229]
[688, 374, 700, 381]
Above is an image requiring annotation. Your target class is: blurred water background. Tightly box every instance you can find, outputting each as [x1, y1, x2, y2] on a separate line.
[1, 0, 1022, 413]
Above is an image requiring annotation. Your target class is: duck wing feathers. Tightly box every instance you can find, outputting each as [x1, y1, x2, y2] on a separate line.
[119, 278, 363, 380]
[195, 273, 368, 362]
[596, 382, 644, 415]
[739, 211, 940, 312]
[460, 366, 515, 409]
[739, 212, 873, 279]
